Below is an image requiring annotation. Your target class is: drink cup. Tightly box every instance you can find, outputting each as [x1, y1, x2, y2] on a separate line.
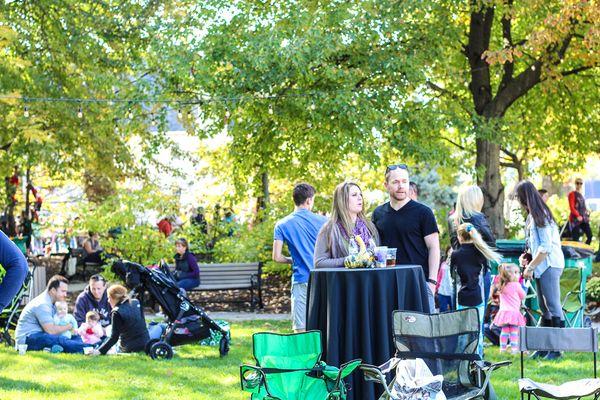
[374, 246, 388, 268]
[386, 248, 397, 267]
[84, 347, 94, 355]
[17, 344, 27, 355]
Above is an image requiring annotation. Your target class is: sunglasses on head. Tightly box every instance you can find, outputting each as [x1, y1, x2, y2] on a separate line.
[90, 274, 106, 283]
[385, 164, 409, 175]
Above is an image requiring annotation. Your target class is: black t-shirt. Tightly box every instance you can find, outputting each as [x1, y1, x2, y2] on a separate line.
[450, 243, 486, 306]
[372, 200, 439, 278]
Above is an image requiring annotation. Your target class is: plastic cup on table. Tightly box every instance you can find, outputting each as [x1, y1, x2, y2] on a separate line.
[17, 344, 27, 355]
[374, 246, 388, 268]
[386, 248, 397, 267]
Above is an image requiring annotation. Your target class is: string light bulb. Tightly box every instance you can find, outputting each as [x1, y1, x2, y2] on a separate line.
[225, 109, 231, 118]
[187, 109, 193, 119]
[151, 114, 156, 126]
[177, 109, 183, 119]
[128, 108, 133, 119]
[352, 99, 358, 106]
[310, 103, 316, 111]
[268, 105, 274, 115]
[23, 106, 29, 118]
[77, 106, 83, 118]
[114, 124, 119, 134]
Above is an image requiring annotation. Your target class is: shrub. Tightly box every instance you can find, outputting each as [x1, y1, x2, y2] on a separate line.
[586, 276, 600, 303]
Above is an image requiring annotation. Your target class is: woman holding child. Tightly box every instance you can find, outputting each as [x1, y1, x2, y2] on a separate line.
[314, 182, 379, 268]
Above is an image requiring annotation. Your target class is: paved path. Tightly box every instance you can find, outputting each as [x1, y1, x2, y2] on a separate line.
[145, 311, 291, 321]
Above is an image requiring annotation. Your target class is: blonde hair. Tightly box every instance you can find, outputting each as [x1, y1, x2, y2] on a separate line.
[322, 182, 377, 249]
[457, 223, 501, 263]
[55, 301, 68, 312]
[86, 311, 100, 322]
[454, 186, 484, 226]
[498, 263, 519, 293]
[107, 284, 129, 304]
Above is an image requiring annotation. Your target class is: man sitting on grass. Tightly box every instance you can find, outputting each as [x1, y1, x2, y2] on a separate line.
[15, 275, 87, 353]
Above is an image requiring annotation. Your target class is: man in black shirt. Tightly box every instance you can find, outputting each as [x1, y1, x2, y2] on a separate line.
[372, 164, 440, 312]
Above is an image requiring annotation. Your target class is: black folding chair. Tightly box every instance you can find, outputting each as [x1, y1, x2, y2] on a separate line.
[519, 326, 600, 399]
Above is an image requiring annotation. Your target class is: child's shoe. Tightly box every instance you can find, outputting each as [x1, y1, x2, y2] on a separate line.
[51, 345, 64, 353]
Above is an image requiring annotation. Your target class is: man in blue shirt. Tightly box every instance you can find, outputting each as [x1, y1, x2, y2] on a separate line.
[273, 183, 326, 332]
[0, 230, 29, 313]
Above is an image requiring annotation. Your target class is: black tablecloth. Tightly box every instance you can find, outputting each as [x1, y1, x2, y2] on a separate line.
[306, 265, 431, 400]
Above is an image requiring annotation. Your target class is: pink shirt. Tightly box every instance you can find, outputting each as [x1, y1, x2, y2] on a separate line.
[498, 282, 526, 313]
[77, 322, 104, 345]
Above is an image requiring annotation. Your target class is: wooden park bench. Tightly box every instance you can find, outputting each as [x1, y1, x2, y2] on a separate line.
[184, 262, 264, 310]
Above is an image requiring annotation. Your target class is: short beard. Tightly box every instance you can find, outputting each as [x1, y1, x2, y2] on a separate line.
[391, 192, 406, 202]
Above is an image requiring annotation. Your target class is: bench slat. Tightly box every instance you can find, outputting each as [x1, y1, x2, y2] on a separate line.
[200, 271, 258, 278]
[198, 263, 260, 268]
[199, 278, 253, 284]
[193, 283, 254, 290]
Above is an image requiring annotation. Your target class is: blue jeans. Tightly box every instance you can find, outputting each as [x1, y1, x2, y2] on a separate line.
[458, 303, 485, 357]
[177, 278, 200, 290]
[25, 332, 87, 353]
[438, 294, 453, 312]
[483, 270, 492, 308]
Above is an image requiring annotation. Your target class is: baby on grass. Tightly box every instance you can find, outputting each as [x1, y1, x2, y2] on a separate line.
[54, 301, 79, 339]
[77, 311, 105, 345]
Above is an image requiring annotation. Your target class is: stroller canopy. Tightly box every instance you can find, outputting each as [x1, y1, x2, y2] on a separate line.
[112, 260, 195, 321]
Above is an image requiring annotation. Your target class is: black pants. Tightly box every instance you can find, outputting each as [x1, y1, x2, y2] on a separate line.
[572, 222, 592, 245]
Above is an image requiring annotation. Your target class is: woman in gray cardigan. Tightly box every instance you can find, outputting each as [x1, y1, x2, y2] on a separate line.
[314, 182, 380, 268]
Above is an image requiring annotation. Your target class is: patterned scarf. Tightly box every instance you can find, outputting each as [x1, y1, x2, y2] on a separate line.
[337, 218, 373, 247]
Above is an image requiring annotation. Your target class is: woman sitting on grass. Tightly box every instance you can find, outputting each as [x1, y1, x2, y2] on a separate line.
[92, 284, 149, 355]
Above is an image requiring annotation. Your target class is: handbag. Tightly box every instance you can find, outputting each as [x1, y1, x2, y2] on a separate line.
[391, 358, 446, 400]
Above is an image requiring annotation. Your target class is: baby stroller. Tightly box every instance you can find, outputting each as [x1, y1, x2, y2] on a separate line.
[0, 264, 34, 347]
[112, 260, 230, 360]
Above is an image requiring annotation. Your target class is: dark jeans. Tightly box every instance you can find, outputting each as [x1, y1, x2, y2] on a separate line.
[438, 294, 453, 312]
[177, 278, 200, 290]
[572, 221, 592, 245]
[25, 332, 87, 353]
[483, 270, 492, 307]
[83, 251, 104, 265]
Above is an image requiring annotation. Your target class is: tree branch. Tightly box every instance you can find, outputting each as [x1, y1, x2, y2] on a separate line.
[498, 0, 515, 94]
[426, 81, 472, 116]
[441, 136, 473, 153]
[561, 65, 599, 77]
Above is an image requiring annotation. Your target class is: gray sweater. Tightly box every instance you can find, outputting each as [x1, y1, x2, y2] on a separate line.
[314, 222, 380, 268]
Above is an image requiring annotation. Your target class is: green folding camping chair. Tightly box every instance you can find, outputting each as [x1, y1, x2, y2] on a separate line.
[560, 267, 585, 327]
[240, 331, 361, 400]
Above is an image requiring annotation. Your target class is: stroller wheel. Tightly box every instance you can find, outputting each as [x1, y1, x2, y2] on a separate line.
[149, 341, 173, 360]
[1, 331, 14, 348]
[145, 339, 160, 355]
[219, 337, 230, 357]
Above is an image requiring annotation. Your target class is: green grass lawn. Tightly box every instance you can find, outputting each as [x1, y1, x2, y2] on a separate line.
[0, 320, 598, 400]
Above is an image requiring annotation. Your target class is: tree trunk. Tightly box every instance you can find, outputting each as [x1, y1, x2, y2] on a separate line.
[25, 166, 31, 220]
[4, 175, 16, 236]
[476, 137, 505, 238]
[254, 171, 269, 222]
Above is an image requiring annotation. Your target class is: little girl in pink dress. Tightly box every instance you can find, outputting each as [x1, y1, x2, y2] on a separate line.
[493, 263, 526, 354]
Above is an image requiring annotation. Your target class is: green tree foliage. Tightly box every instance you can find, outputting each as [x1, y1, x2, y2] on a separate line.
[76, 189, 177, 266]
[0, 1, 181, 194]
[152, 0, 598, 237]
